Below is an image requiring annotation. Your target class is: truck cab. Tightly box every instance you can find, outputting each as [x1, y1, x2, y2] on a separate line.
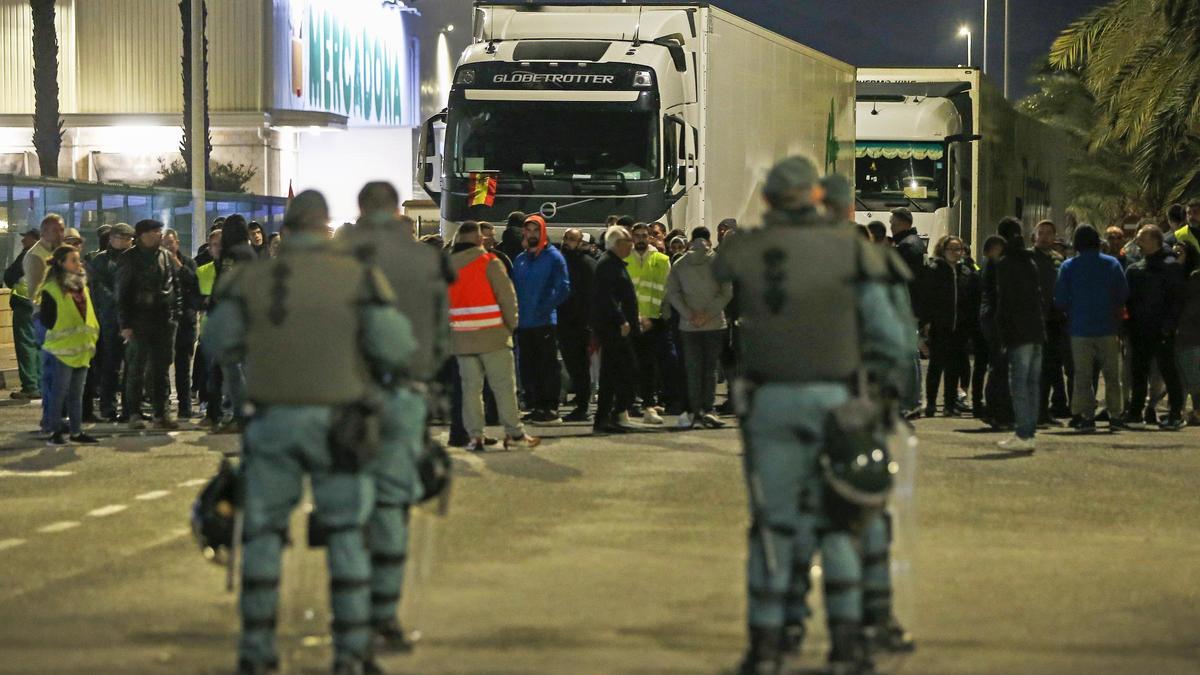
[420, 5, 701, 232]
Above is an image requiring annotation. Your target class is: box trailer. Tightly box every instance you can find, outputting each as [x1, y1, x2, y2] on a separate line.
[854, 68, 1074, 251]
[418, 1, 856, 234]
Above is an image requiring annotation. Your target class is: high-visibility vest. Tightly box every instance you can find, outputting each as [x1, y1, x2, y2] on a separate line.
[448, 253, 504, 332]
[41, 279, 100, 368]
[197, 261, 217, 296]
[624, 250, 671, 319]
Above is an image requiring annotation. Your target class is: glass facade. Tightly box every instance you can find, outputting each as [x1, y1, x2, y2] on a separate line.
[0, 174, 286, 268]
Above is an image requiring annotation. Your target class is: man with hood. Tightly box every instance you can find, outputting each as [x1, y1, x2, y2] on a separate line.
[665, 226, 732, 429]
[497, 211, 527, 265]
[511, 214, 571, 424]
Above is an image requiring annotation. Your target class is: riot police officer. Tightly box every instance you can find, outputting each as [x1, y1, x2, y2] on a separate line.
[203, 190, 416, 675]
[343, 181, 454, 651]
[713, 157, 909, 675]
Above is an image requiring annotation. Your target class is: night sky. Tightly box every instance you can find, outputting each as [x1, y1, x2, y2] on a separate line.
[718, 0, 1107, 98]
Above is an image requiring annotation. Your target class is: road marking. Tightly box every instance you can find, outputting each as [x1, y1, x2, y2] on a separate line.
[135, 490, 171, 501]
[87, 504, 128, 517]
[38, 521, 80, 533]
[0, 538, 27, 551]
[0, 470, 74, 478]
[178, 478, 208, 488]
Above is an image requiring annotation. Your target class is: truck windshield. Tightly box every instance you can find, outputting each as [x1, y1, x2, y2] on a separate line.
[447, 102, 659, 181]
[855, 141, 948, 212]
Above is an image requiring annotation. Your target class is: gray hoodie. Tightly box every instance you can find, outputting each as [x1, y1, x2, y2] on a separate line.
[665, 239, 732, 332]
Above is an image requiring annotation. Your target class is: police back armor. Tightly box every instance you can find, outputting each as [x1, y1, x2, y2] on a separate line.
[716, 221, 882, 384]
[344, 222, 452, 383]
[229, 248, 387, 406]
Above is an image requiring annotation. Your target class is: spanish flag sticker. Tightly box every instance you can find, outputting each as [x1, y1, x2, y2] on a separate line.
[468, 173, 498, 208]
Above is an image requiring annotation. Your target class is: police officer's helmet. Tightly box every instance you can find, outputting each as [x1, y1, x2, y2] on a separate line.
[190, 458, 240, 563]
[821, 399, 896, 530]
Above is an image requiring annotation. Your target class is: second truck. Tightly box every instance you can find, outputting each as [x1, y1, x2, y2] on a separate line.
[419, 1, 855, 234]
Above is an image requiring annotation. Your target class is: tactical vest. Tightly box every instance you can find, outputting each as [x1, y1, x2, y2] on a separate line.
[725, 224, 864, 384]
[41, 280, 100, 368]
[346, 226, 451, 382]
[449, 253, 504, 332]
[235, 249, 371, 406]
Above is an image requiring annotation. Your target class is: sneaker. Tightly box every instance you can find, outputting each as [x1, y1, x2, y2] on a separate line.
[520, 411, 536, 422]
[1073, 417, 1097, 433]
[592, 420, 629, 435]
[69, 433, 100, 444]
[676, 412, 694, 429]
[48, 431, 67, 445]
[466, 438, 487, 453]
[642, 408, 664, 425]
[504, 434, 541, 450]
[628, 404, 644, 418]
[1143, 409, 1159, 426]
[563, 408, 590, 423]
[617, 411, 633, 426]
[10, 391, 31, 400]
[997, 435, 1035, 452]
[1109, 415, 1142, 431]
[128, 418, 148, 431]
[531, 410, 563, 425]
[1159, 416, 1184, 431]
[483, 436, 500, 446]
[700, 413, 727, 429]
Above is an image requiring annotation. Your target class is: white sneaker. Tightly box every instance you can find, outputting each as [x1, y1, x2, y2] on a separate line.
[997, 435, 1036, 452]
[676, 412, 694, 429]
[643, 409, 664, 425]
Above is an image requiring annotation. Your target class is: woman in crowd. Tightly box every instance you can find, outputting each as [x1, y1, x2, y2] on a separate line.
[39, 245, 100, 445]
[920, 235, 978, 416]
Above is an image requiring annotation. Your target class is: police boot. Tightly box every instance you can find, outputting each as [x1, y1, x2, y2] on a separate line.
[737, 626, 783, 675]
[865, 614, 915, 653]
[372, 617, 416, 653]
[826, 622, 875, 675]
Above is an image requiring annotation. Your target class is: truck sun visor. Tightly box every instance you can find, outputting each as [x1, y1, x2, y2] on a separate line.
[855, 142, 945, 161]
[513, 41, 611, 62]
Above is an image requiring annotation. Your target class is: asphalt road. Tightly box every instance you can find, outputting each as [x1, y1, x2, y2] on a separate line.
[1, 397, 1198, 674]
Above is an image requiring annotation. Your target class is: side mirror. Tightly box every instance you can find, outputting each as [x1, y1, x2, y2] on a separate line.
[945, 133, 983, 144]
[418, 109, 448, 204]
[654, 37, 688, 73]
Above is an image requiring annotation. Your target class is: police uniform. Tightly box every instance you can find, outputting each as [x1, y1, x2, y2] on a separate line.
[202, 231, 416, 674]
[343, 213, 454, 647]
[713, 158, 909, 674]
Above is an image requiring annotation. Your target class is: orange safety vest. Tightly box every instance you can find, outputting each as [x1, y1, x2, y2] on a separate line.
[449, 253, 504, 332]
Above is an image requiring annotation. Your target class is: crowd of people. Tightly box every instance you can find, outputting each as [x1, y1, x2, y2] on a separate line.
[3, 213, 282, 442]
[882, 201, 1200, 451]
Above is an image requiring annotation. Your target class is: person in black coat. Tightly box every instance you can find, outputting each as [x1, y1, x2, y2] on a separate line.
[591, 226, 640, 434]
[1031, 220, 1072, 423]
[497, 211, 527, 267]
[559, 228, 598, 421]
[1125, 225, 1187, 428]
[919, 235, 976, 416]
[164, 229, 204, 418]
[981, 218, 1047, 449]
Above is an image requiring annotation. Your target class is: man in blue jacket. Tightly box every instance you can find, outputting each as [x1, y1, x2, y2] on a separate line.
[1054, 224, 1131, 432]
[512, 214, 571, 424]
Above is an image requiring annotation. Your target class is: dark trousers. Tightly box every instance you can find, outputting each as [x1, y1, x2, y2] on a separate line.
[558, 323, 592, 411]
[971, 334, 989, 409]
[681, 330, 724, 414]
[1039, 321, 1072, 418]
[1128, 332, 1184, 417]
[926, 325, 967, 410]
[596, 332, 638, 423]
[96, 319, 123, 417]
[445, 358, 468, 445]
[205, 360, 224, 422]
[633, 319, 668, 408]
[174, 318, 197, 415]
[986, 341, 1013, 425]
[10, 295, 41, 393]
[517, 326, 562, 412]
[124, 322, 176, 418]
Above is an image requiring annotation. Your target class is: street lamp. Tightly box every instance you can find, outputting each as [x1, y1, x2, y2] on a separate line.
[958, 25, 972, 68]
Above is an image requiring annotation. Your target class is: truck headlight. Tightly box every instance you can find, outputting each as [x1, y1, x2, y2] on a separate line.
[456, 69, 476, 85]
[633, 70, 653, 88]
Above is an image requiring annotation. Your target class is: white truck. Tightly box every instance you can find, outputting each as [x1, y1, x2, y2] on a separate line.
[854, 68, 1073, 251]
[418, 1, 855, 234]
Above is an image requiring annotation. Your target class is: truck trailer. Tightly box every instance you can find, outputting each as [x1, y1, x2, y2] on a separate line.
[418, 1, 855, 234]
[854, 68, 1074, 251]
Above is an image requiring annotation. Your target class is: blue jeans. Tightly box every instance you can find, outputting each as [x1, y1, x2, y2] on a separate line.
[34, 316, 57, 433]
[47, 357, 88, 436]
[1008, 343, 1043, 440]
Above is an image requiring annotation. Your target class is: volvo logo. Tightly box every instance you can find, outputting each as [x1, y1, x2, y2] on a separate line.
[539, 202, 558, 219]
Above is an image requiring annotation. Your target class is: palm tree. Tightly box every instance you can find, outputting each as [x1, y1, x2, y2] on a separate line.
[30, 0, 63, 178]
[1048, 0, 1200, 203]
[179, 0, 213, 189]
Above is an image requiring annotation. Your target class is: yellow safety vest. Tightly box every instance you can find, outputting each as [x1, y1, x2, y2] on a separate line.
[623, 249, 672, 320]
[41, 280, 100, 368]
[197, 261, 217, 296]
